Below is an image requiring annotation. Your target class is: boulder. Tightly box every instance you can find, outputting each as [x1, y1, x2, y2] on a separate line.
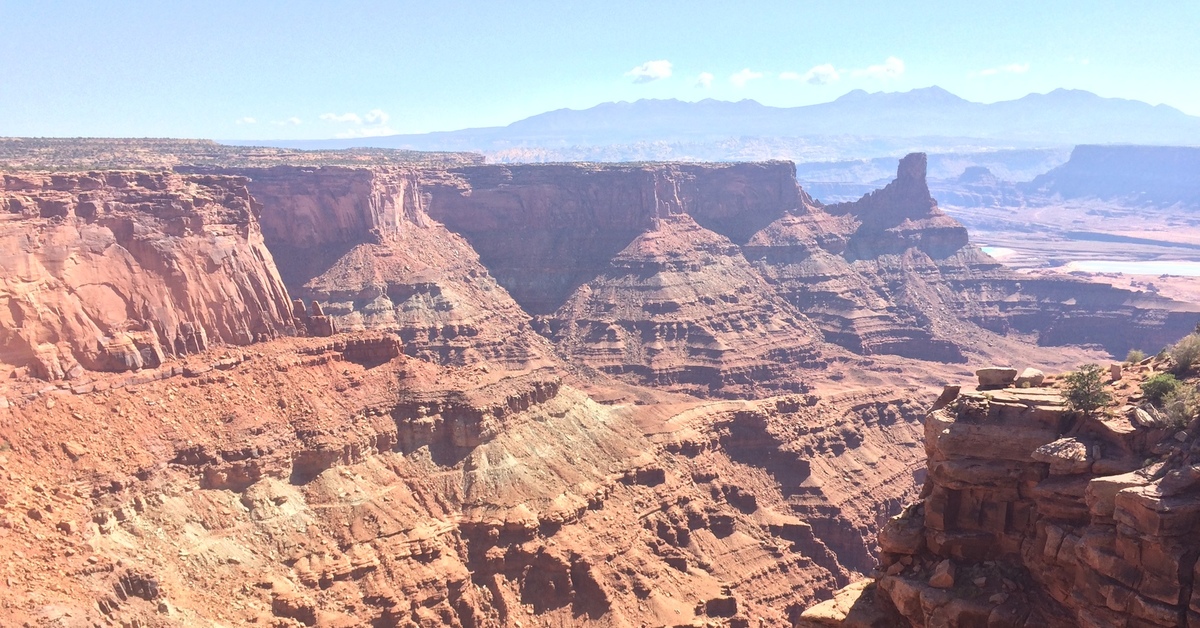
[929, 559, 956, 588]
[975, 367, 1018, 389]
[1086, 470, 1153, 519]
[1015, 367, 1045, 387]
[1159, 465, 1200, 497]
[878, 505, 927, 555]
[704, 595, 738, 617]
[1031, 437, 1093, 475]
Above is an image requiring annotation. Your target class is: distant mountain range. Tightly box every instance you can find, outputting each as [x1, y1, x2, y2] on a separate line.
[226, 87, 1200, 163]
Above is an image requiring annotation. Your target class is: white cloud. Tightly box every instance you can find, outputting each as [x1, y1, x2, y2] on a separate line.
[271, 117, 302, 126]
[970, 63, 1030, 78]
[695, 72, 714, 88]
[625, 60, 673, 83]
[852, 56, 905, 80]
[781, 64, 840, 85]
[235, 117, 257, 124]
[805, 63, 840, 85]
[320, 112, 363, 124]
[730, 68, 764, 87]
[365, 109, 390, 124]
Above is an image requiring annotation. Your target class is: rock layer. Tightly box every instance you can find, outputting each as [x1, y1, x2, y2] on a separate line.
[190, 165, 552, 369]
[0, 332, 929, 627]
[0, 171, 296, 380]
[179, 157, 1198, 394]
[803, 360, 1200, 627]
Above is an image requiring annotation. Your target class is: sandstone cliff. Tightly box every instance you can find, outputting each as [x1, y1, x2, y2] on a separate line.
[2, 146, 1198, 627]
[801, 359, 1200, 627]
[0, 171, 296, 381]
[187, 165, 553, 369]
[748, 154, 1199, 363]
[179, 157, 1197, 397]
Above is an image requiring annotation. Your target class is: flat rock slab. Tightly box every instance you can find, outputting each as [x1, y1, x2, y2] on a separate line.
[976, 367, 1018, 388]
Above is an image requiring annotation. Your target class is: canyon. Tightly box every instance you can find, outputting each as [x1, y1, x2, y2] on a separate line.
[1, 141, 1199, 627]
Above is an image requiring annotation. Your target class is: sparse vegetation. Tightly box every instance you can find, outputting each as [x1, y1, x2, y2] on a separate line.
[1170, 333, 1200, 374]
[1125, 349, 1147, 363]
[1141, 373, 1180, 406]
[1063, 364, 1113, 415]
[1162, 385, 1200, 429]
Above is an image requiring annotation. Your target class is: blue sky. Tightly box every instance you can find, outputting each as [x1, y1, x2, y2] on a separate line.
[1, 1, 1197, 139]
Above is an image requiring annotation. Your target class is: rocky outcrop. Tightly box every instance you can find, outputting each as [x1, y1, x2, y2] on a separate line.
[826, 153, 970, 260]
[803, 360, 1200, 627]
[0, 171, 296, 380]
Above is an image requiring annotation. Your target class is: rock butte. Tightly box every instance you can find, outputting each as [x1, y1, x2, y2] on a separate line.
[0, 144, 1197, 626]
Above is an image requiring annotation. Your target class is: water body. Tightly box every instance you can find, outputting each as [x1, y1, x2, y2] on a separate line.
[980, 246, 1016, 260]
[1063, 260, 1200, 276]
[1064, 231, 1200, 251]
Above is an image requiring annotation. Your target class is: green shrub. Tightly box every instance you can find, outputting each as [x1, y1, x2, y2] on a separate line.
[1141, 373, 1180, 406]
[1162, 386, 1200, 429]
[1171, 334, 1200, 374]
[1126, 349, 1147, 363]
[1063, 364, 1113, 415]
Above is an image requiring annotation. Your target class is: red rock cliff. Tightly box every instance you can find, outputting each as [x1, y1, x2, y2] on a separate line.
[197, 165, 552, 369]
[425, 161, 806, 315]
[801, 359, 1200, 627]
[0, 171, 296, 380]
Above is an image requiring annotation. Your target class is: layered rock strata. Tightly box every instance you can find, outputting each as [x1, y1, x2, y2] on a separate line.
[425, 161, 827, 396]
[802, 360, 1200, 627]
[0, 332, 929, 627]
[0, 171, 296, 381]
[189, 165, 552, 369]
[746, 154, 1199, 362]
[183, 157, 1197, 395]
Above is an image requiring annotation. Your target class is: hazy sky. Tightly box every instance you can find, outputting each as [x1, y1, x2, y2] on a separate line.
[2, 1, 1197, 139]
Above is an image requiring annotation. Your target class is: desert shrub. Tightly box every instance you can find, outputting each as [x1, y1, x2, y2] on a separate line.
[1063, 364, 1113, 415]
[1141, 373, 1180, 406]
[1162, 385, 1200, 429]
[1171, 334, 1200, 374]
[1126, 349, 1147, 363]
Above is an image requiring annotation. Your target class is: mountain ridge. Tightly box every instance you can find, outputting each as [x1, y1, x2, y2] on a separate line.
[224, 87, 1200, 157]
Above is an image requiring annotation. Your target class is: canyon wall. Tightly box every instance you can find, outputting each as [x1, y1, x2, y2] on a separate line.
[802, 360, 1200, 627]
[0, 171, 296, 381]
[0, 331, 930, 627]
[190, 157, 1200, 397]
[1, 148, 1199, 626]
[190, 165, 553, 369]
